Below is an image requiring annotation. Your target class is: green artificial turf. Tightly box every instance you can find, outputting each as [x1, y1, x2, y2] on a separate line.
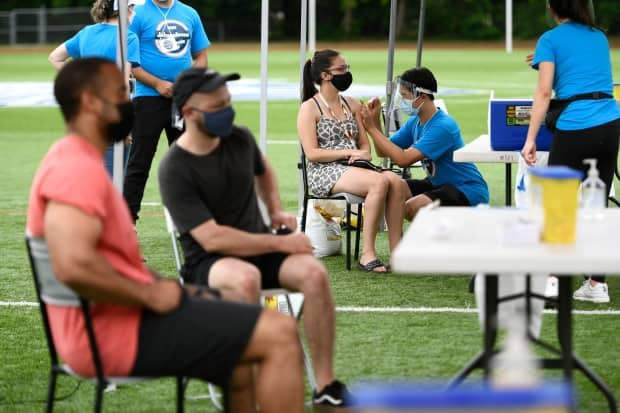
[1, 45, 619, 412]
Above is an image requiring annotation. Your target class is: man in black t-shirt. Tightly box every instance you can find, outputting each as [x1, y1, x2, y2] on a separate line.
[159, 68, 351, 408]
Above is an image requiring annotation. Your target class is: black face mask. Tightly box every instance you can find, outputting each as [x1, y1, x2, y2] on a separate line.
[330, 71, 353, 92]
[106, 101, 135, 143]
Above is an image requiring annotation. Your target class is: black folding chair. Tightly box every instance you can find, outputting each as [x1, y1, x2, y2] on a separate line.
[298, 147, 363, 270]
[26, 234, 185, 413]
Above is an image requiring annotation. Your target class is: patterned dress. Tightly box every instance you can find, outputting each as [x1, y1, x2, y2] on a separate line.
[307, 96, 360, 197]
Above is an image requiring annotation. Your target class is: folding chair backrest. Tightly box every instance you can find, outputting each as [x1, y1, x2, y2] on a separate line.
[26, 234, 80, 307]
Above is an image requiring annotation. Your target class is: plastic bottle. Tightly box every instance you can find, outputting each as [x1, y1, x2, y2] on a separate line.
[490, 315, 540, 389]
[580, 158, 606, 220]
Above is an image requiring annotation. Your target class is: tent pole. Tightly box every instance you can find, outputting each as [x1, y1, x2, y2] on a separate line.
[113, 0, 129, 193]
[259, 0, 269, 154]
[383, 0, 397, 141]
[505, 0, 513, 53]
[297, 0, 308, 216]
[308, 0, 316, 52]
[416, 0, 426, 68]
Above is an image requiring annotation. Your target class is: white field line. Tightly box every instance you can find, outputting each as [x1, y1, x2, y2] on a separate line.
[337, 306, 620, 315]
[2, 301, 619, 315]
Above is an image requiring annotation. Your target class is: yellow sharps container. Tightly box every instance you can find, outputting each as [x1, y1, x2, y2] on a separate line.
[528, 166, 583, 244]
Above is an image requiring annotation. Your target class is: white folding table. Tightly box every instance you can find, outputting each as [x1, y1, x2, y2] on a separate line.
[453, 134, 549, 206]
[392, 206, 620, 413]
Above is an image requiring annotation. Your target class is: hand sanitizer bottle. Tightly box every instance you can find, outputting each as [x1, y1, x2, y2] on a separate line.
[581, 159, 606, 220]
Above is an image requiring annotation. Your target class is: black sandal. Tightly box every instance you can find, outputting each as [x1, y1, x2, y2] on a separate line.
[357, 259, 388, 273]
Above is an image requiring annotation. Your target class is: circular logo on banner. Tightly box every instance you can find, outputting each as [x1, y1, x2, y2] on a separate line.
[155, 19, 190, 58]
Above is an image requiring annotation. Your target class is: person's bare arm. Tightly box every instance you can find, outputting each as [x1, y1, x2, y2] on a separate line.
[347, 96, 372, 158]
[522, 61, 554, 165]
[131, 66, 173, 98]
[48, 44, 70, 70]
[189, 219, 313, 257]
[192, 50, 208, 68]
[44, 201, 181, 314]
[255, 156, 298, 230]
[362, 105, 424, 167]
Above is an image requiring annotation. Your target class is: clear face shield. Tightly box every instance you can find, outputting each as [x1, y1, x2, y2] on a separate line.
[390, 77, 435, 115]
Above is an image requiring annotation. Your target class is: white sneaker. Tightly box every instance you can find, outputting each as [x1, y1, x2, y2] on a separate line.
[545, 276, 559, 298]
[573, 280, 610, 303]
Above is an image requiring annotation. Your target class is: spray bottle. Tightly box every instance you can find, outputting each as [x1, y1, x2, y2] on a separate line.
[581, 159, 606, 220]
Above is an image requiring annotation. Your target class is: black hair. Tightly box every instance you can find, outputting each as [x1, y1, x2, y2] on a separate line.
[548, 0, 600, 30]
[54, 57, 116, 122]
[399, 66, 437, 101]
[301, 48, 339, 102]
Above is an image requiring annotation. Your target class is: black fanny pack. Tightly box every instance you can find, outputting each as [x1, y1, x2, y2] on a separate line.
[545, 91, 614, 132]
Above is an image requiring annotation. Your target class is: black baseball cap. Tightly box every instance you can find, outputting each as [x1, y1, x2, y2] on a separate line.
[172, 68, 240, 111]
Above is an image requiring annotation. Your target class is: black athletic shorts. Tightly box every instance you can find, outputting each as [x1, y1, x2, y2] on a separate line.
[131, 290, 261, 386]
[181, 252, 287, 289]
[406, 178, 471, 206]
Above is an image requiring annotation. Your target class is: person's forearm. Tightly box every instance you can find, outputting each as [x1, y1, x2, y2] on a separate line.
[367, 126, 407, 166]
[255, 163, 282, 216]
[192, 51, 208, 68]
[193, 224, 281, 256]
[525, 88, 552, 143]
[132, 66, 163, 90]
[304, 147, 353, 163]
[57, 250, 153, 307]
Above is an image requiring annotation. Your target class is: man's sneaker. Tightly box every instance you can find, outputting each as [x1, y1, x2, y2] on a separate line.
[313, 380, 352, 407]
[544, 276, 559, 299]
[573, 280, 610, 303]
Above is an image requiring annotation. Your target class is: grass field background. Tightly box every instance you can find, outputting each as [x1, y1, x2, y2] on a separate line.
[1, 44, 619, 412]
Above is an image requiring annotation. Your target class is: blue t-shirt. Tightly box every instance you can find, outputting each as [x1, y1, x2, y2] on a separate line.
[390, 109, 489, 206]
[65, 23, 140, 67]
[533, 22, 619, 130]
[130, 0, 210, 97]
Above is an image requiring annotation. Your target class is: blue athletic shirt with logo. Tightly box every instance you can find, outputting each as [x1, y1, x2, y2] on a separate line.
[65, 23, 140, 66]
[390, 109, 489, 206]
[533, 22, 620, 131]
[130, 0, 210, 97]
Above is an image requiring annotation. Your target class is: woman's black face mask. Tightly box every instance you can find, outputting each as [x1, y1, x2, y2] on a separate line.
[330, 72, 353, 92]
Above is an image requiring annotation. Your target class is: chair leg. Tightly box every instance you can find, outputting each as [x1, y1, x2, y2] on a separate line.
[354, 203, 362, 261]
[93, 382, 105, 413]
[176, 376, 185, 413]
[45, 370, 58, 413]
[301, 198, 309, 232]
[284, 294, 317, 392]
[208, 383, 224, 412]
[345, 203, 351, 270]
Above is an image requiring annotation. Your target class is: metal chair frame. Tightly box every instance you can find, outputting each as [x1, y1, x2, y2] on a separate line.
[25, 234, 185, 413]
[298, 147, 364, 270]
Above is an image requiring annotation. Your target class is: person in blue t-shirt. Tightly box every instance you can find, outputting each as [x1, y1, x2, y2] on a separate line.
[362, 67, 489, 221]
[48, 0, 142, 178]
[521, 0, 619, 304]
[123, 0, 210, 223]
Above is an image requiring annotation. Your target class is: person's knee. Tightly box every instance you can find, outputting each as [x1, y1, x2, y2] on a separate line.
[237, 268, 261, 303]
[373, 174, 390, 195]
[297, 260, 330, 297]
[262, 312, 302, 360]
[405, 196, 431, 221]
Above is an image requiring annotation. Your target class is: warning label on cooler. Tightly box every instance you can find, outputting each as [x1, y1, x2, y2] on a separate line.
[506, 105, 532, 126]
